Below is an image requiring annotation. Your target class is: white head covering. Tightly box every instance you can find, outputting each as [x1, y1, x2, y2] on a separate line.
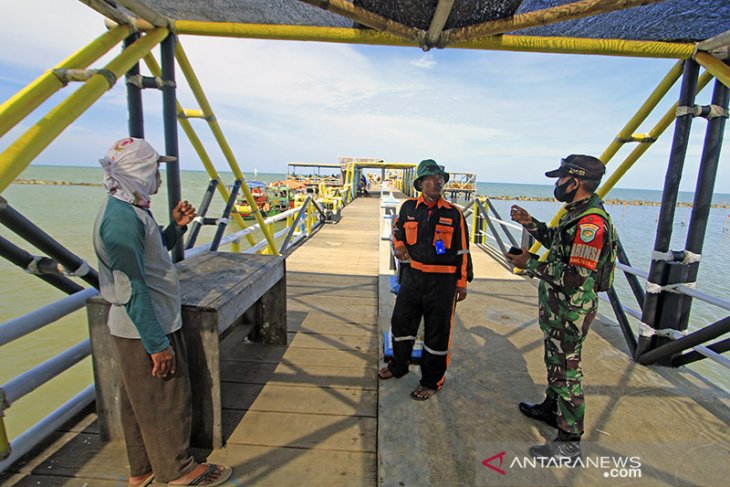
[99, 138, 175, 208]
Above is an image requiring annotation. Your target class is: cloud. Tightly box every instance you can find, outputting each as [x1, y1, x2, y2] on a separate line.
[0, 1, 111, 70]
[411, 54, 436, 69]
[0, 2, 727, 192]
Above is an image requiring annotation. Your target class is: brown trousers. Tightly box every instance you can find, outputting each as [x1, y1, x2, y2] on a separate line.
[111, 330, 196, 482]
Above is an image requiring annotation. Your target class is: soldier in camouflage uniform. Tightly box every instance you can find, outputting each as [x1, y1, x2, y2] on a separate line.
[505, 154, 613, 462]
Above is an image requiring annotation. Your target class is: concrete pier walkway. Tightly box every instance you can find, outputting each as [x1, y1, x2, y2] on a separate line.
[1, 194, 728, 486]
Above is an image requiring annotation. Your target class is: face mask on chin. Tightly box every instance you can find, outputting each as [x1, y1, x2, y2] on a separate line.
[554, 177, 578, 202]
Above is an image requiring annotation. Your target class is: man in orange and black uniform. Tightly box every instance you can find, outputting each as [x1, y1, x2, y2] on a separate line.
[378, 160, 473, 400]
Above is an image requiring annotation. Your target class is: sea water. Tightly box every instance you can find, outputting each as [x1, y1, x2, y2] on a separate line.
[1, 166, 728, 439]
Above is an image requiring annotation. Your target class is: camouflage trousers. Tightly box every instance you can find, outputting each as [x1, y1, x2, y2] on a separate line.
[538, 283, 598, 435]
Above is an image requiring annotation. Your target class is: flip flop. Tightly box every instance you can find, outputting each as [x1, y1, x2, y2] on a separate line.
[169, 464, 232, 486]
[377, 366, 394, 380]
[130, 473, 154, 487]
[410, 386, 437, 401]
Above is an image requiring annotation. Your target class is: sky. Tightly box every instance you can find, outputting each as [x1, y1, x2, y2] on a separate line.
[0, 0, 728, 192]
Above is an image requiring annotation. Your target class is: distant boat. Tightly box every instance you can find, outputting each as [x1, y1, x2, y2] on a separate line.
[234, 180, 270, 219]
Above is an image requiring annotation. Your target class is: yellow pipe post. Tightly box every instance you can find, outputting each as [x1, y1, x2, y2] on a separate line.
[174, 41, 279, 255]
[471, 197, 479, 244]
[599, 60, 684, 164]
[528, 70, 714, 257]
[481, 198, 488, 244]
[0, 28, 169, 194]
[0, 413, 10, 461]
[231, 239, 241, 253]
[597, 71, 714, 199]
[0, 25, 130, 138]
[307, 203, 313, 235]
[694, 51, 730, 89]
[173, 21, 695, 59]
[142, 54, 256, 245]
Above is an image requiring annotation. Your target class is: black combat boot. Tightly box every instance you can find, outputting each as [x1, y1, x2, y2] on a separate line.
[518, 396, 557, 428]
[528, 429, 582, 466]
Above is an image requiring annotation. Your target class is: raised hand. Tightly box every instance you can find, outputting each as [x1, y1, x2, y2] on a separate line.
[172, 200, 196, 227]
[510, 205, 532, 226]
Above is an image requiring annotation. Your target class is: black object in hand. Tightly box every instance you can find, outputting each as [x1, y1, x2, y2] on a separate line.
[507, 246, 523, 255]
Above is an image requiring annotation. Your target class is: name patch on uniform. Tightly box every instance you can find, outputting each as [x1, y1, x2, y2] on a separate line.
[439, 217, 452, 225]
[407, 216, 416, 220]
[569, 216, 605, 270]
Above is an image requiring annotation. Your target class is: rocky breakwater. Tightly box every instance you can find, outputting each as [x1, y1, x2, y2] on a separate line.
[486, 194, 730, 209]
[13, 178, 102, 187]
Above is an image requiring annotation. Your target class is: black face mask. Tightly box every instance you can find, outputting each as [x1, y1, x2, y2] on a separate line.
[554, 177, 578, 202]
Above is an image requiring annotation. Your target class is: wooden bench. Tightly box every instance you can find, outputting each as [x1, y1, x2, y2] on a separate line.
[86, 251, 287, 449]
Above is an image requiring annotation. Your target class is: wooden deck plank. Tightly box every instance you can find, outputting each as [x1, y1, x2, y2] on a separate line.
[286, 302, 378, 322]
[224, 411, 377, 452]
[4, 474, 125, 486]
[287, 284, 378, 300]
[287, 332, 378, 352]
[222, 383, 377, 416]
[292, 319, 379, 336]
[5, 196, 730, 487]
[288, 307, 378, 324]
[10, 432, 128, 482]
[202, 445, 376, 487]
[222, 346, 377, 368]
[221, 361, 377, 390]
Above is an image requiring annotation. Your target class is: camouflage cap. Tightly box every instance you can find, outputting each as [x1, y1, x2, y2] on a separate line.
[545, 154, 605, 180]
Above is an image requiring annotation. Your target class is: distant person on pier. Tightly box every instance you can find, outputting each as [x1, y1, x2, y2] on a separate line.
[378, 159, 473, 400]
[93, 138, 232, 487]
[359, 173, 370, 197]
[506, 154, 616, 463]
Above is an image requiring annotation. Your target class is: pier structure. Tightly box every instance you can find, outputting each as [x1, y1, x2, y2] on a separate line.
[2, 194, 728, 486]
[443, 172, 477, 202]
[1, 2, 730, 485]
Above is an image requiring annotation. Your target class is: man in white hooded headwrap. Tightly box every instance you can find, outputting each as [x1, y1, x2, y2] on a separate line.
[93, 137, 232, 487]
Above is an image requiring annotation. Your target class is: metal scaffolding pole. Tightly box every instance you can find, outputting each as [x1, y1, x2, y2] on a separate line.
[161, 33, 184, 262]
[0, 236, 83, 295]
[635, 59, 700, 362]
[637, 316, 730, 366]
[124, 33, 145, 138]
[616, 236, 645, 308]
[0, 196, 98, 289]
[672, 337, 730, 367]
[676, 74, 729, 332]
[0, 28, 169, 194]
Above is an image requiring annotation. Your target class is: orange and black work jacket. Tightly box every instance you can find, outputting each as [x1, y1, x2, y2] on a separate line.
[392, 196, 473, 288]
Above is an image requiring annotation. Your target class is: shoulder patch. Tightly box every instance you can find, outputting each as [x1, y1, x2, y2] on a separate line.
[579, 222, 600, 243]
[569, 215, 606, 270]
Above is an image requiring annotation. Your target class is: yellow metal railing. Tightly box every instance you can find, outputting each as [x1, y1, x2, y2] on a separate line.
[0, 25, 131, 139]
[0, 28, 169, 194]
[173, 41, 278, 254]
[596, 70, 714, 199]
[0, 414, 9, 461]
[141, 53, 257, 248]
[528, 65, 715, 258]
[173, 21, 695, 59]
[694, 52, 730, 89]
[471, 197, 481, 244]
